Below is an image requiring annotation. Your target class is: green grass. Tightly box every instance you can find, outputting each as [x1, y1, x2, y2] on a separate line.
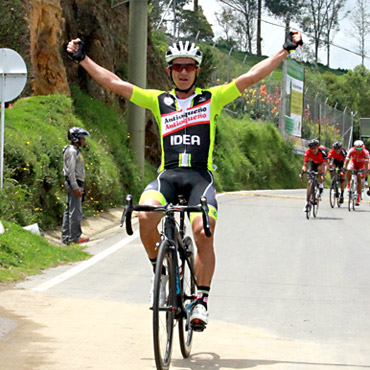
[0, 221, 89, 282]
[214, 114, 302, 191]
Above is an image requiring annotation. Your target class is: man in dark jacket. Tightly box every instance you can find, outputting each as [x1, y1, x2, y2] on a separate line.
[61, 127, 90, 244]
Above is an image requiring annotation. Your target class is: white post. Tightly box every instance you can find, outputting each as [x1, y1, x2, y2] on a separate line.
[0, 99, 4, 189]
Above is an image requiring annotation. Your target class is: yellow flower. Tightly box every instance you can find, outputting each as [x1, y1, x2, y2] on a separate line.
[26, 141, 30, 145]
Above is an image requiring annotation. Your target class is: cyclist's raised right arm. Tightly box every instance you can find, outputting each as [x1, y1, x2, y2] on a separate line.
[67, 39, 134, 99]
[81, 56, 134, 99]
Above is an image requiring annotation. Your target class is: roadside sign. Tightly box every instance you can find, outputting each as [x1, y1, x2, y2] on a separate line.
[360, 118, 370, 138]
[0, 48, 27, 189]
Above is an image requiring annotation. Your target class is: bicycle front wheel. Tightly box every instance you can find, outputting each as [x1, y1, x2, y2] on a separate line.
[329, 178, 336, 208]
[311, 183, 319, 218]
[153, 240, 176, 370]
[178, 236, 196, 358]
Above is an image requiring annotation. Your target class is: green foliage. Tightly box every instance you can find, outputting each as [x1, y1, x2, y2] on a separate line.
[197, 44, 218, 88]
[70, 85, 144, 200]
[213, 114, 302, 191]
[0, 0, 27, 53]
[0, 94, 133, 229]
[0, 220, 89, 282]
[177, 9, 214, 42]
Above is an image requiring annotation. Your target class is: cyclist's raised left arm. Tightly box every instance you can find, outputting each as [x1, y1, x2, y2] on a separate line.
[235, 31, 302, 93]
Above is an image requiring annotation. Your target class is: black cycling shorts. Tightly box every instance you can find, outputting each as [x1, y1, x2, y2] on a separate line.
[140, 167, 218, 222]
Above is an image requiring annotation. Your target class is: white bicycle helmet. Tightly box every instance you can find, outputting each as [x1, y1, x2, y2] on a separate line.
[165, 41, 203, 66]
[354, 140, 364, 147]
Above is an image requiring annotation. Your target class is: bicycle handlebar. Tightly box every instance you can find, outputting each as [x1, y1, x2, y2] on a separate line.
[120, 194, 212, 238]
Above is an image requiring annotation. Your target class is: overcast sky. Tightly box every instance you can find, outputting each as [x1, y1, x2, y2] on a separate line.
[195, 0, 370, 71]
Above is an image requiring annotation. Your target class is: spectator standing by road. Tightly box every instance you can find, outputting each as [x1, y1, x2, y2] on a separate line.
[61, 127, 90, 244]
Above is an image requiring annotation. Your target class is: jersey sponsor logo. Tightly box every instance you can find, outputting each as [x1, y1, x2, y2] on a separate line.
[161, 101, 211, 136]
[164, 96, 174, 106]
[170, 134, 201, 146]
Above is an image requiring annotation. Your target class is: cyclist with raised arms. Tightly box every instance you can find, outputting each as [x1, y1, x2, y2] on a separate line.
[67, 31, 303, 330]
[343, 140, 369, 206]
[300, 139, 328, 211]
[328, 141, 347, 204]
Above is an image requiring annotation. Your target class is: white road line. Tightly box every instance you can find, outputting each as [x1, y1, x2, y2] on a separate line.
[33, 230, 140, 292]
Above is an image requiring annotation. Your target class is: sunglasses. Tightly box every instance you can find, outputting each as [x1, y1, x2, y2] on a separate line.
[171, 63, 197, 72]
[355, 147, 363, 150]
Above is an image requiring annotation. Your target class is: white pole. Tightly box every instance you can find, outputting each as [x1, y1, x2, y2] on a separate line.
[0, 99, 4, 189]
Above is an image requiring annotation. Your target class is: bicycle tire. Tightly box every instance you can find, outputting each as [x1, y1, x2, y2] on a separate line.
[312, 182, 319, 218]
[306, 180, 315, 220]
[336, 181, 341, 208]
[178, 236, 195, 358]
[153, 240, 176, 370]
[329, 178, 336, 208]
[351, 179, 356, 211]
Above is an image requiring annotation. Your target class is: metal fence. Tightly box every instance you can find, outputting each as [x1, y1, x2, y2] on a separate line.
[223, 80, 353, 150]
[303, 92, 353, 149]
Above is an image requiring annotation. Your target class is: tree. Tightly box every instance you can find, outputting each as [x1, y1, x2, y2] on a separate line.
[219, 0, 258, 53]
[215, 6, 236, 46]
[323, 0, 347, 68]
[149, 0, 191, 37]
[264, 0, 303, 37]
[177, 8, 214, 42]
[300, 0, 332, 64]
[351, 0, 370, 66]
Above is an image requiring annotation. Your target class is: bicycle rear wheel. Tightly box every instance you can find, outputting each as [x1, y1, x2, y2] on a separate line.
[178, 236, 196, 358]
[153, 240, 176, 370]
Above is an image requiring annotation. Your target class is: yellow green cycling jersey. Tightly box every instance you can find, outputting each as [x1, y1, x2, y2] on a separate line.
[130, 80, 241, 172]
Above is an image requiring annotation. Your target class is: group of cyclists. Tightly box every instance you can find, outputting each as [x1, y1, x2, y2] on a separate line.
[301, 139, 370, 211]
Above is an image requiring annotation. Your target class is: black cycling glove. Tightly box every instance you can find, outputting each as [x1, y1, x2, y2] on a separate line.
[283, 31, 303, 53]
[67, 40, 86, 63]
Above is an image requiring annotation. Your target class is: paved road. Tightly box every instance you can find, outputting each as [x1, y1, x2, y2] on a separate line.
[1, 189, 370, 369]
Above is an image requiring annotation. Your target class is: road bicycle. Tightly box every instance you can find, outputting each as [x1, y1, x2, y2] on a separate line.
[329, 167, 344, 208]
[120, 194, 211, 370]
[302, 171, 322, 219]
[347, 169, 364, 212]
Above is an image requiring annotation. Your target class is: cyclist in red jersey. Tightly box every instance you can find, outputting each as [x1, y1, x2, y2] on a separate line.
[299, 139, 328, 211]
[328, 141, 347, 203]
[343, 140, 369, 205]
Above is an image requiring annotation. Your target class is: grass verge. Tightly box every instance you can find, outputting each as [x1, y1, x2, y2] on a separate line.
[0, 221, 90, 282]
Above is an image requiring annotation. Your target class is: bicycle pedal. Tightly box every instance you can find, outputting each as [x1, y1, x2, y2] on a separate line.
[191, 319, 206, 332]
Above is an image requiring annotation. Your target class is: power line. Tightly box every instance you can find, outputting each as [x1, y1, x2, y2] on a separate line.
[260, 17, 370, 61]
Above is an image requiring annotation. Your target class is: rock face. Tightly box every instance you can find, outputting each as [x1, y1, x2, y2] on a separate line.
[0, 0, 169, 102]
[30, 0, 70, 96]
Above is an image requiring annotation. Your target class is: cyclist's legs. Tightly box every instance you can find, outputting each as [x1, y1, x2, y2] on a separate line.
[335, 160, 345, 191]
[317, 162, 326, 183]
[329, 159, 335, 178]
[306, 162, 318, 201]
[186, 169, 218, 287]
[138, 171, 174, 259]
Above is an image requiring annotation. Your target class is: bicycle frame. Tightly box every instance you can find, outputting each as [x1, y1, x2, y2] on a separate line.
[348, 169, 364, 211]
[302, 171, 322, 219]
[120, 194, 212, 369]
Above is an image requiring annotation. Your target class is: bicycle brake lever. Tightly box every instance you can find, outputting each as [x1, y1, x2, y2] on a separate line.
[200, 196, 212, 238]
[120, 195, 134, 235]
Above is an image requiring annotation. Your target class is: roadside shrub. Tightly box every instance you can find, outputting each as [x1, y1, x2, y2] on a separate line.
[214, 114, 302, 191]
[1, 95, 124, 229]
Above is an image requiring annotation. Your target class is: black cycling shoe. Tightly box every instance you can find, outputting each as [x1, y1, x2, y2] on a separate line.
[340, 195, 344, 204]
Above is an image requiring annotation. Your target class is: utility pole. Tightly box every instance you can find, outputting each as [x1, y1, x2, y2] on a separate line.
[128, 0, 148, 173]
[278, 59, 287, 138]
[257, 0, 262, 56]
